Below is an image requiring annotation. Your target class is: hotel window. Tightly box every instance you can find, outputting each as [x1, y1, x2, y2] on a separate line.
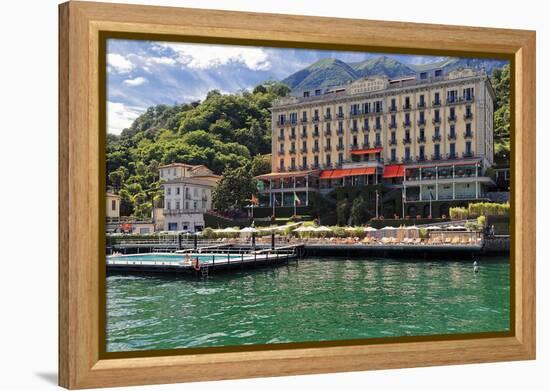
[450, 125, 456, 137]
[326, 138, 331, 148]
[302, 156, 307, 167]
[466, 141, 472, 154]
[160, 170, 164, 178]
[314, 155, 319, 166]
[279, 128, 284, 138]
[176, 201, 180, 210]
[111, 200, 116, 211]
[466, 123, 472, 135]
[364, 134, 369, 145]
[280, 143, 284, 152]
[405, 130, 410, 140]
[435, 126, 440, 136]
[193, 188, 198, 197]
[352, 135, 357, 146]
[435, 69, 442, 77]
[291, 127, 296, 137]
[167, 201, 171, 210]
[420, 128, 425, 139]
[302, 140, 307, 150]
[185, 201, 189, 209]
[391, 148, 396, 162]
[279, 159, 284, 170]
[375, 116, 381, 128]
[176, 187, 180, 195]
[434, 144, 440, 158]
[375, 133, 381, 145]
[291, 142, 296, 151]
[419, 111, 425, 122]
[466, 105, 472, 116]
[447, 89, 458, 103]
[326, 154, 331, 166]
[390, 98, 396, 110]
[375, 101, 382, 113]
[173, 168, 176, 176]
[450, 143, 456, 157]
[326, 107, 331, 117]
[419, 145, 425, 159]
[302, 111, 307, 121]
[315, 89, 321, 96]
[404, 96, 410, 109]
[338, 153, 343, 165]
[391, 131, 396, 143]
[420, 72, 427, 80]
[314, 139, 319, 149]
[167, 187, 171, 195]
[405, 147, 411, 160]
[434, 92, 440, 104]
[419, 94, 425, 105]
[303, 91, 309, 98]
[326, 123, 331, 132]
[364, 118, 369, 129]
[193, 201, 197, 210]
[338, 121, 343, 131]
[338, 106, 343, 116]
[464, 87, 474, 100]
[291, 158, 296, 169]
[434, 109, 440, 121]
[302, 126, 307, 136]
[391, 114, 396, 127]
[314, 125, 319, 135]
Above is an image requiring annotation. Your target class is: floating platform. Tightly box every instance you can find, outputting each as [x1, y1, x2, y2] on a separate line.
[107, 246, 301, 276]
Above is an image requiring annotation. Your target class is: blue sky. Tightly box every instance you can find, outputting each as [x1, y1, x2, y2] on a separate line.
[107, 39, 452, 134]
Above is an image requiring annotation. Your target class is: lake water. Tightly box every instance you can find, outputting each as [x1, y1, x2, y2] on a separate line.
[106, 257, 510, 352]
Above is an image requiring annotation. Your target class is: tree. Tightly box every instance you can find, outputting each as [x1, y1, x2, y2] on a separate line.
[336, 199, 350, 226]
[491, 65, 510, 166]
[250, 155, 271, 177]
[212, 167, 257, 212]
[350, 196, 368, 225]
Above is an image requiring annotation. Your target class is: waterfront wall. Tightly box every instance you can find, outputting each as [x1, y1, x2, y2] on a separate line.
[483, 236, 510, 254]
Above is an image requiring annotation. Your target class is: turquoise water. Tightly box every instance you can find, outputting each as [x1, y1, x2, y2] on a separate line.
[106, 257, 510, 352]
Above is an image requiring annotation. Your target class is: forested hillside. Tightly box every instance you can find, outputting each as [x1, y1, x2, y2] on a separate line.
[106, 82, 288, 218]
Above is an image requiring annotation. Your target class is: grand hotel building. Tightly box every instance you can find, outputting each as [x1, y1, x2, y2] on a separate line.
[256, 67, 496, 218]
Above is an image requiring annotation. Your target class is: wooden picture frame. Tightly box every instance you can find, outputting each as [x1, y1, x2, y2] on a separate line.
[59, 1, 536, 388]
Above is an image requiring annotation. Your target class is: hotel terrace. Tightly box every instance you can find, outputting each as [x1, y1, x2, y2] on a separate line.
[256, 67, 496, 218]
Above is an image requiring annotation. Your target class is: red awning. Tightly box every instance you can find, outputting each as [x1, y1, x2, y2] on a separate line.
[383, 164, 405, 178]
[320, 167, 375, 179]
[350, 147, 383, 156]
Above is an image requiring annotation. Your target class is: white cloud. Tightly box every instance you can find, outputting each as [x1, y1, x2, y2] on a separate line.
[123, 76, 148, 87]
[107, 53, 135, 74]
[107, 101, 143, 134]
[148, 56, 176, 65]
[156, 42, 271, 71]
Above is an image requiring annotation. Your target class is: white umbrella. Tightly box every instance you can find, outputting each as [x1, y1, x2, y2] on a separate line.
[222, 227, 240, 233]
[448, 225, 466, 231]
[405, 225, 419, 230]
[240, 227, 258, 233]
[315, 226, 332, 232]
[426, 226, 442, 230]
[364, 226, 378, 232]
[381, 226, 396, 230]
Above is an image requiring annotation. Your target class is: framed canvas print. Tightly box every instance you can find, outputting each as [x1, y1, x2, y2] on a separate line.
[59, 1, 536, 389]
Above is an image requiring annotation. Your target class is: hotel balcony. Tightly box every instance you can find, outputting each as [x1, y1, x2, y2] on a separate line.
[362, 142, 370, 148]
[432, 117, 441, 125]
[299, 165, 308, 170]
[289, 133, 296, 140]
[389, 122, 397, 130]
[401, 156, 413, 163]
[312, 146, 320, 153]
[464, 112, 473, 120]
[313, 115, 320, 122]
[350, 143, 360, 151]
[432, 134, 441, 142]
[350, 111, 361, 117]
[289, 148, 296, 155]
[324, 114, 332, 120]
[417, 101, 426, 109]
[300, 147, 308, 153]
[290, 119, 297, 125]
[324, 163, 333, 169]
[402, 104, 412, 111]
[417, 135, 426, 143]
[463, 151, 475, 158]
[336, 144, 345, 151]
[337, 112, 344, 119]
[416, 155, 426, 162]
[351, 126, 359, 133]
[277, 134, 285, 141]
[324, 129, 332, 137]
[417, 118, 426, 126]
[324, 145, 332, 152]
[389, 105, 397, 113]
[374, 123, 381, 131]
[389, 156, 398, 163]
[312, 130, 320, 138]
[300, 117, 308, 123]
[431, 154, 442, 161]
[402, 137, 412, 145]
[311, 163, 320, 170]
[336, 128, 344, 135]
[300, 131, 307, 138]
[277, 150, 285, 156]
[289, 165, 297, 171]
[374, 140, 382, 147]
[446, 152, 458, 160]
[403, 120, 412, 128]
[448, 132, 457, 141]
[464, 131, 474, 138]
[362, 124, 370, 131]
[389, 138, 397, 146]
[276, 120, 287, 126]
[448, 114, 457, 122]
[432, 100, 441, 107]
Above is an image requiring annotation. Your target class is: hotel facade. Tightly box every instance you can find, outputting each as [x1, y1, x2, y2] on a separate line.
[256, 67, 496, 218]
[159, 163, 220, 231]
